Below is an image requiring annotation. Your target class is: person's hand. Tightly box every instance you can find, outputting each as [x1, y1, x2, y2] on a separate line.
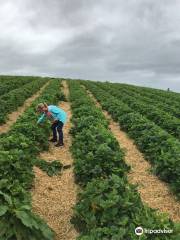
[46, 111, 52, 117]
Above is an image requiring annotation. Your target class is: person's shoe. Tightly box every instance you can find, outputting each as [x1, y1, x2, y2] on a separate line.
[49, 138, 57, 142]
[55, 142, 64, 147]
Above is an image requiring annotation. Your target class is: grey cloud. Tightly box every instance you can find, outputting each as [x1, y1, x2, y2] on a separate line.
[0, 0, 180, 92]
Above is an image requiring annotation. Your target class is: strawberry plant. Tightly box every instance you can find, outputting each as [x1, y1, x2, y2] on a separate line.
[73, 175, 177, 240]
[82, 81, 180, 198]
[0, 76, 36, 96]
[0, 79, 64, 239]
[33, 158, 62, 177]
[68, 81, 179, 239]
[0, 78, 48, 124]
[96, 82, 180, 140]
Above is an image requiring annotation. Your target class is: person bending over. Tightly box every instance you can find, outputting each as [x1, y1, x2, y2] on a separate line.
[37, 103, 67, 147]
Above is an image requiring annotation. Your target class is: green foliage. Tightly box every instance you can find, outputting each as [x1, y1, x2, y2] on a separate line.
[0, 195, 54, 240]
[0, 79, 64, 239]
[0, 77, 48, 124]
[97, 82, 180, 140]
[74, 175, 176, 240]
[68, 81, 178, 240]
[0, 76, 37, 96]
[106, 82, 180, 118]
[82, 81, 180, 198]
[69, 82, 127, 185]
[33, 158, 62, 177]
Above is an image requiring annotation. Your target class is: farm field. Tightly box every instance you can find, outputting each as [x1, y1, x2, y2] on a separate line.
[0, 77, 179, 240]
[0, 76, 49, 125]
[81, 81, 180, 198]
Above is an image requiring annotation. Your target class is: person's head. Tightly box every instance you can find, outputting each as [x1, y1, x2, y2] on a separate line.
[36, 103, 48, 113]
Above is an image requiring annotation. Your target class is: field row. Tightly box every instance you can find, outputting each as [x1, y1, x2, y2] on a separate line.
[112, 82, 180, 109]
[0, 78, 48, 124]
[81, 81, 180, 198]
[0, 79, 65, 239]
[68, 81, 178, 240]
[0, 76, 43, 96]
[94, 82, 180, 140]
[104, 82, 180, 118]
[0, 78, 179, 239]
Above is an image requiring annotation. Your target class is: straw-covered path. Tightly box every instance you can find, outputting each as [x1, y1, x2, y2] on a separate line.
[0, 81, 50, 134]
[32, 81, 78, 240]
[84, 86, 180, 222]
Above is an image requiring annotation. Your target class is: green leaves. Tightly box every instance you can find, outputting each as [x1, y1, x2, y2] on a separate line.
[74, 175, 175, 239]
[0, 206, 8, 216]
[83, 80, 180, 198]
[0, 79, 64, 239]
[69, 81, 178, 240]
[15, 210, 54, 239]
[0, 77, 47, 124]
[0, 191, 12, 205]
[69, 83, 127, 185]
[33, 158, 62, 176]
[15, 210, 38, 228]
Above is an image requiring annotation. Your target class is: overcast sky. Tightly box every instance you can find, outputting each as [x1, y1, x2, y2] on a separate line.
[0, 0, 180, 92]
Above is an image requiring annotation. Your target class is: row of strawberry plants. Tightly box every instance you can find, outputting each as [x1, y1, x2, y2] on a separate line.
[117, 83, 180, 106]
[0, 76, 37, 96]
[68, 81, 178, 240]
[95, 82, 180, 140]
[136, 85, 180, 103]
[111, 83, 180, 116]
[0, 78, 48, 124]
[81, 81, 180, 199]
[0, 79, 65, 239]
[110, 82, 180, 118]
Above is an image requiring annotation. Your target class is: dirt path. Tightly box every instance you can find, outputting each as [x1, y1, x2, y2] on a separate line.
[0, 81, 50, 134]
[32, 81, 78, 240]
[85, 87, 180, 222]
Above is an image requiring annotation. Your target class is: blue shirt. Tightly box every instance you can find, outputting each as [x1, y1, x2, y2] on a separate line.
[37, 105, 67, 124]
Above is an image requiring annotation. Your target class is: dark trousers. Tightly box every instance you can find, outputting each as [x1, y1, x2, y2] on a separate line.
[51, 121, 64, 144]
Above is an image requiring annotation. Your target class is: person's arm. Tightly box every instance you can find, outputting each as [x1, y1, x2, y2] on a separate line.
[37, 113, 46, 124]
